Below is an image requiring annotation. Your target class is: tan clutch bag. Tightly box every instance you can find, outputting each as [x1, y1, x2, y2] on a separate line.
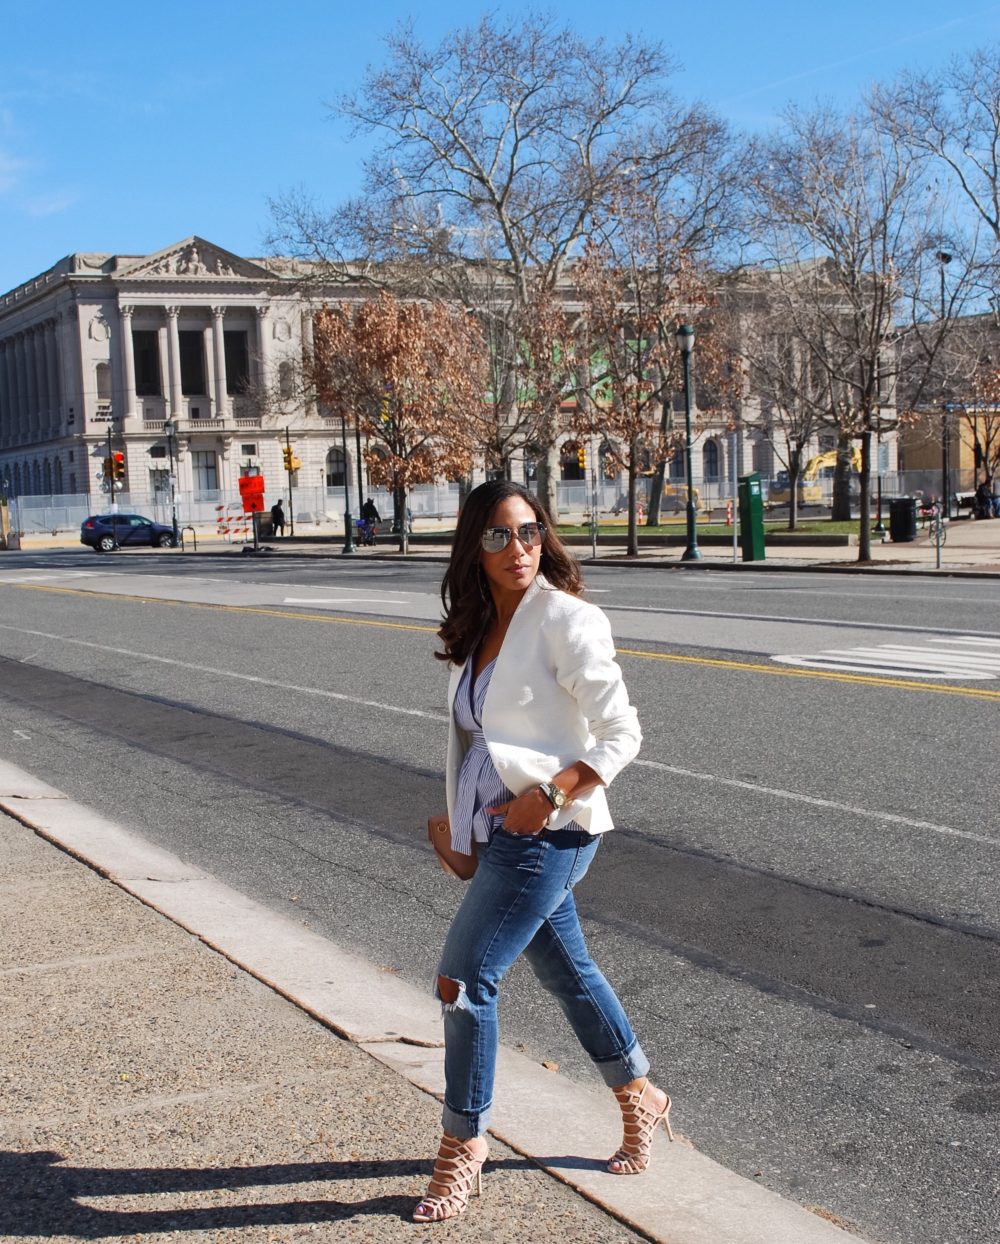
[427, 815, 478, 881]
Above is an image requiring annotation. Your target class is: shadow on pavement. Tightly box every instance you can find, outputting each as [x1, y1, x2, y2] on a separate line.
[0, 1149, 533, 1236]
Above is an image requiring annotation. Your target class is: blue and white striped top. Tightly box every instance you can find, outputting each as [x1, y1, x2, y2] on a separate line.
[451, 655, 579, 854]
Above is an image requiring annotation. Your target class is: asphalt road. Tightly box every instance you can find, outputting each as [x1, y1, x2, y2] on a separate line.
[1, 550, 998, 1244]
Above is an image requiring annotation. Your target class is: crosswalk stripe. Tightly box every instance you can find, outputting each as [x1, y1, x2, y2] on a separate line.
[772, 638, 999, 681]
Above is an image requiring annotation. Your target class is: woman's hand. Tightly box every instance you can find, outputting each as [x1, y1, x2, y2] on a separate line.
[488, 787, 553, 836]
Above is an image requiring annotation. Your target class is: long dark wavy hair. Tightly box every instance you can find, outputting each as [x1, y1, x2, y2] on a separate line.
[436, 480, 583, 665]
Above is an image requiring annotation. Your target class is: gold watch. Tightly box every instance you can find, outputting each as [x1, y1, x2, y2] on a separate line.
[538, 781, 568, 811]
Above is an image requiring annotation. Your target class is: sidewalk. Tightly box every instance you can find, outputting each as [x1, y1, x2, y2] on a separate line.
[13, 514, 1000, 574]
[0, 763, 862, 1244]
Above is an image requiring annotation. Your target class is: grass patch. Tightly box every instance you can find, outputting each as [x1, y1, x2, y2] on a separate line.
[556, 518, 859, 536]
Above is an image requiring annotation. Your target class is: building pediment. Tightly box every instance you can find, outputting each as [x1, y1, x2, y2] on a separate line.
[114, 237, 275, 282]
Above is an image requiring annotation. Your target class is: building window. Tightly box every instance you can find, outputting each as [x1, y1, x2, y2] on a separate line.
[191, 449, 218, 494]
[326, 447, 346, 487]
[149, 445, 167, 459]
[560, 441, 584, 481]
[240, 443, 257, 456]
[53, 460, 63, 493]
[95, 362, 111, 402]
[279, 360, 294, 398]
[224, 330, 249, 394]
[133, 330, 161, 396]
[150, 468, 170, 495]
[180, 331, 206, 395]
[669, 452, 684, 481]
[703, 440, 719, 482]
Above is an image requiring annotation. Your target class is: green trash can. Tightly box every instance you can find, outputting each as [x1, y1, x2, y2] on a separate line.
[738, 473, 766, 561]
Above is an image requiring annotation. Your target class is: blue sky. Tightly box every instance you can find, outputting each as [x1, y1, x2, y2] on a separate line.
[2, 1, 999, 294]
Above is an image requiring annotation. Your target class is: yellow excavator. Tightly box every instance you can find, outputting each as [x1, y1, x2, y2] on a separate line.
[769, 448, 862, 506]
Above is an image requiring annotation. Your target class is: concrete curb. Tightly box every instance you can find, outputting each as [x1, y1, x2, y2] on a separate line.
[0, 757, 867, 1243]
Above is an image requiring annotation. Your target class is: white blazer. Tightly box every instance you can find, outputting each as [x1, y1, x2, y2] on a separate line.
[445, 575, 641, 835]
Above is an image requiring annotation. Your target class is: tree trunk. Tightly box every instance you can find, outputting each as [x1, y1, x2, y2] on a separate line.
[857, 428, 872, 562]
[831, 432, 853, 521]
[393, 485, 408, 554]
[535, 442, 559, 522]
[626, 452, 639, 557]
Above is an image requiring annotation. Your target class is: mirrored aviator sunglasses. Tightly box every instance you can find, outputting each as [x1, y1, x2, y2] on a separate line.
[481, 522, 546, 554]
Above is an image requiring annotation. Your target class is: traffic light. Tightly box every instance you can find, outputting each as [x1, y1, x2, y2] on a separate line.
[577, 445, 587, 471]
[283, 446, 301, 472]
[112, 452, 125, 481]
[102, 456, 113, 481]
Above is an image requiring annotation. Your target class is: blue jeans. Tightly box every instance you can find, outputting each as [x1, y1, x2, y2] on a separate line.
[435, 828, 649, 1139]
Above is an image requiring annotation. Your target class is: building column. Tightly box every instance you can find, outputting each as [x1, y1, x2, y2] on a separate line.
[14, 334, 29, 443]
[211, 306, 228, 418]
[300, 308, 315, 413]
[45, 320, 61, 433]
[119, 306, 137, 420]
[255, 304, 271, 389]
[25, 330, 39, 436]
[203, 323, 216, 412]
[0, 341, 10, 447]
[32, 328, 50, 434]
[165, 306, 182, 419]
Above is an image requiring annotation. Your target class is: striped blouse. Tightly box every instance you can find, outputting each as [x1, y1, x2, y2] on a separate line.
[451, 655, 579, 855]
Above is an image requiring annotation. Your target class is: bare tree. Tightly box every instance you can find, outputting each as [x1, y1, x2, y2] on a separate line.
[875, 47, 1000, 285]
[747, 102, 956, 559]
[309, 292, 486, 552]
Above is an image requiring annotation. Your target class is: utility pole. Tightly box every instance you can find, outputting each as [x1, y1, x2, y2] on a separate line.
[284, 426, 295, 537]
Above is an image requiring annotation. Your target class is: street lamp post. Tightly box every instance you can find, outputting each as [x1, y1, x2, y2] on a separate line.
[162, 418, 180, 546]
[341, 414, 356, 555]
[937, 251, 952, 518]
[675, 324, 702, 561]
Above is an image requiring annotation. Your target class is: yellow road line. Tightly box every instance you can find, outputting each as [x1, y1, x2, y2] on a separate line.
[12, 582, 1000, 701]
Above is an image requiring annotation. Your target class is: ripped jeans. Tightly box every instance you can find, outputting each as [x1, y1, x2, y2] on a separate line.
[435, 827, 649, 1139]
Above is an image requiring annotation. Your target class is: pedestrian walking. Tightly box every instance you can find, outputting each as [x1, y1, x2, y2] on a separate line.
[415, 479, 671, 1223]
[270, 498, 285, 537]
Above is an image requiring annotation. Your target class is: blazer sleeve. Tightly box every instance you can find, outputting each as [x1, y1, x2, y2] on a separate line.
[545, 597, 641, 785]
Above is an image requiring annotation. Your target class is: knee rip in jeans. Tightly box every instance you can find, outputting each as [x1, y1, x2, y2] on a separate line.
[435, 974, 468, 1013]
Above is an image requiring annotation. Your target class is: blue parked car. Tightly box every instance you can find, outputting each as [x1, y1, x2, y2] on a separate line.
[80, 513, 176, 552]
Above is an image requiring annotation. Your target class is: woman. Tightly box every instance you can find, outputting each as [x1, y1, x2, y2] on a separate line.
[414, 480, 672, 1223]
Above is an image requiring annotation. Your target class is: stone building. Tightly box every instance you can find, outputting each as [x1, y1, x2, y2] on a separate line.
[0, 235, 892, 527]
[0, 237, 355, 522]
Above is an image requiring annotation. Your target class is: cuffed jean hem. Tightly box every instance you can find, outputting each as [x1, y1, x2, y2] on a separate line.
[441, 1101, 491, 1140]
[593, 1038, 650, 1088]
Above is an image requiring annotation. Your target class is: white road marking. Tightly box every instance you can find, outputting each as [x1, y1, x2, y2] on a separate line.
[633, 759, 996, 847]
[0, 621, 991, 850]
[773, 638, 999, 680]
[0, 623, 448, 723]
[12, 730, 30, 739]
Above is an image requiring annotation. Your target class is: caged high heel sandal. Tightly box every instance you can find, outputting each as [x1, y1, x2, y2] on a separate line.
[607, 1079, 674, 1175]
[413, 1133, 488, 1222]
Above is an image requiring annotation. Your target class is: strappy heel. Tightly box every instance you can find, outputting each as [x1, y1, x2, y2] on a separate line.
[413, 1133, 488, 1222]
[607, 1080, 674, 1175]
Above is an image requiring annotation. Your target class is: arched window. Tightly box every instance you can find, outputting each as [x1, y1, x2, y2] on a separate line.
[599, 440, 620, 482]
[13, 464, 21, 495]
[560, 440, 585, 481]
[32, 461, 41, 494]
[669, 451, 684, 482]
[53, 460, 63, 494]
[702, 440, 719, 481]
[43, 459, 52, 493]
[326, 447, 346, 488]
